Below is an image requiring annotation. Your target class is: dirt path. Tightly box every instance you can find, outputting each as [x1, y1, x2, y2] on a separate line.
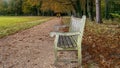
[0, 18, 61, 68]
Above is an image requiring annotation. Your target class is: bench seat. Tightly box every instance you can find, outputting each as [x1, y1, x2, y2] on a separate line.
[57, 35, 78, 48]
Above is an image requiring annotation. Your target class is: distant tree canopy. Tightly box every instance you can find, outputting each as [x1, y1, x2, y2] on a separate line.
[0, 0, 120, 21]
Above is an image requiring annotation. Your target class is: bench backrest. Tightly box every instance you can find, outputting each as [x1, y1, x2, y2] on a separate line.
[69, 15, 86, 36]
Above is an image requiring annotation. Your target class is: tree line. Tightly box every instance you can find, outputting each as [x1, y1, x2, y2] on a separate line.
[0, 0, 120, 23]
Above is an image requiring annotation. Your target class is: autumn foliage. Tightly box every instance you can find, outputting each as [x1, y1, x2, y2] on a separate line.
[82, 20, 120, 68]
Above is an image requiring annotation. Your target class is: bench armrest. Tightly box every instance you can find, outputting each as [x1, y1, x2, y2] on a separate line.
[54, 24, 69, 28]
[50, 32, 80, 37]
[54, 25, 69, 31]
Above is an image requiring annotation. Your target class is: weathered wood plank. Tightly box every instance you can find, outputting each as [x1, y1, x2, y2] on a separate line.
[58, 35, 78, 48]
[61, 36, 67, 48]
[66, 36, 72, 48]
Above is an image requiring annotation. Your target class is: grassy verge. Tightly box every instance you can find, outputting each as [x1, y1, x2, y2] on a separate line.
[62, 17, 120, 68]
[0, 16, 53, 38]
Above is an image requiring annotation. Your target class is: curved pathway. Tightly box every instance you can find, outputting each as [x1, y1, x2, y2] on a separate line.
[0, 18, 61, 68]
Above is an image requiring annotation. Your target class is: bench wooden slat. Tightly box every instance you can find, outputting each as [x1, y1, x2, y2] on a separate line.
[58, 36, 62, 47]
[60, 36, 64, 48]
[71, 35, 77, 47]
[58, 36, 67, 48]
[64, 36, 70, 48]
[68, 36, 75, 47]
[69, 36, 77, 47]
[57, 35, 78, 48]
[66, 36, 73, 48]
[62, 36, 68, 48]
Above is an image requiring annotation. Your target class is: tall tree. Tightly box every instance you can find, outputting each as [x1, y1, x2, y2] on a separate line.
[105, 0, 109, 19]
[22, 0, 41, 15]
[27, 0, 42, 16]
[87, 0, 94, 21]
[96, 0, 102, 23]
[0, 0, 8, 15]
[40, 0, 84, 17]
[22, 0, 32, 15]
[41, 0, 73, 14]
[8, 0, 23, 15]
[85, 0, 88, 16]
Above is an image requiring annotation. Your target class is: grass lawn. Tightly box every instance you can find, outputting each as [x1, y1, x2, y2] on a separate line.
[0, 16, 52, 38]
[63, 17, 120, 67]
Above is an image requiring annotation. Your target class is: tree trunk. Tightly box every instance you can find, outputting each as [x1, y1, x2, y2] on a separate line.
[85, 0, 88, 16]
[76, 0, 82, 17]
[72, 0, 82, 17]
[37, 8, 40, 16]
[105, 0, 109, 19]
[87, 0, 94, 21]
[96, 0, 102, 23]
[41, 11, 44, 16]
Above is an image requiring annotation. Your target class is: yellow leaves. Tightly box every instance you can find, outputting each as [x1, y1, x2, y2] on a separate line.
[23, 0, 74, 13]
[41, 0, 73, 13]
[27, 0, 41, 6]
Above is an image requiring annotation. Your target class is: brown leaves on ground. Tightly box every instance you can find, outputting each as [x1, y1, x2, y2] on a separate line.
[82, 20, 120, 68]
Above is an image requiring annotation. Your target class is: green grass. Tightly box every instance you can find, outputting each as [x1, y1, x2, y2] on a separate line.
[0, 16, 52, 38]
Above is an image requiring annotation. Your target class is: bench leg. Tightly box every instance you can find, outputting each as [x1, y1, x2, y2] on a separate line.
[54, 35, 59, 65]
[78, 48, 82, 68]
[54, 48, 58, 65]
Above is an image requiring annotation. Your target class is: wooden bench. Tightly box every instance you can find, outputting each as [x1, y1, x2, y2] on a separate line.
[50, 15, 86, 66]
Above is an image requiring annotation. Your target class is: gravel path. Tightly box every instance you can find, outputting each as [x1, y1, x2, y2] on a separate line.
[0, 18, 61, 68]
